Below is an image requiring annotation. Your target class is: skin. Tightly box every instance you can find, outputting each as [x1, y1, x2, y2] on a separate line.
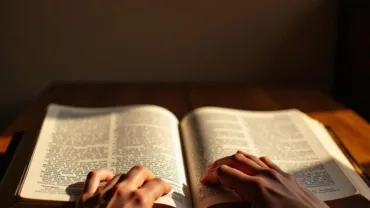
[78, 151, 328, 208]
[200, 150, 329, 208]
[76, 165, 171, 208]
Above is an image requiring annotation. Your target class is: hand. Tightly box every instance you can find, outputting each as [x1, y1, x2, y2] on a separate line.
[200, 150, 329, 208]
[77, 166, 172, 208]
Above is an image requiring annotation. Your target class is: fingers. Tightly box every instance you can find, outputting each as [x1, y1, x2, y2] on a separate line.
[83, 168, 114, 196]
[201, 152, 265, 184]
[259, 156, 284, 173]
[125, 165, 155, 188]
[137, 178, 172, 205]
[98, 174, 124, 200]
[102, 174, 122, 191]
[237, 150, 269, 169]
[216, 165, 260, 201]
[198, 153, 287, 204]
[79, 166, 173, 208]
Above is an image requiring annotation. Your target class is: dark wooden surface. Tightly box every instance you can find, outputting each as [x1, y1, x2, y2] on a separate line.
[0, 82, 369, 207]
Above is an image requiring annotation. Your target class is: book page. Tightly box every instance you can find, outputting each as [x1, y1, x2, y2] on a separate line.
[180, 107, 357, 208]
[303, 115, 370, 201]
[20, 104, 190, 208]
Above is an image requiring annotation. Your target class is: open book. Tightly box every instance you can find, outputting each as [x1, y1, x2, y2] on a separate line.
[19, 104, 370, 207]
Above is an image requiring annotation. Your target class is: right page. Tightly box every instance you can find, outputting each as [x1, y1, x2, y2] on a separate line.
[180, 107, 358, 208]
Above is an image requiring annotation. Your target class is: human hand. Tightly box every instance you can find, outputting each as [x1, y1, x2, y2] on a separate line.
[200, 150, 329, 208]
[77, 166, 172, 208]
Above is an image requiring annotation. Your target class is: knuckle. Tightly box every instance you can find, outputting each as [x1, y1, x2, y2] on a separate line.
[153, 178, 167, 191]
[114, 188, 125, 198]
[251, 177, 265, 190]
[253, 177, 262, 185]
[231, 153, 243, 162]
[152, 177, 164, 184]
[131, 190, 147, 206]
[114, 184, 126, 197]
[266, 184, 277, 194]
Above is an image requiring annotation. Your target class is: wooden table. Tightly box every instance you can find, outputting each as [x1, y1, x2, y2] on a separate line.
[1, 82, 370, 207]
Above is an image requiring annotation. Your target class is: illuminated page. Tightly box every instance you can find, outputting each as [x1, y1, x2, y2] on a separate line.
[20, 104, 190, 208]
[303, 114, 370, 201]
[180, 107, 356, 208]
[110, 106, 189, 208]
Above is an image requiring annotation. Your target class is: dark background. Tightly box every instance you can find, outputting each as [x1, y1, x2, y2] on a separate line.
[332, 0, 370, 121]
[0, 0, 369, 133]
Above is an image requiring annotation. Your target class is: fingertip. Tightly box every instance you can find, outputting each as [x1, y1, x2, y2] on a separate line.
[106, 172, 114, 180]
[200, 173, 219, 184]
[200, 175, 210, 184]
[200, 175, 212, 184]
[164, 181, 172, 193]
[199, 176, 205, 183]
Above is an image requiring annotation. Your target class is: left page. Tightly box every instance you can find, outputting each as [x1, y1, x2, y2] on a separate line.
[19, 104, 190, 208]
